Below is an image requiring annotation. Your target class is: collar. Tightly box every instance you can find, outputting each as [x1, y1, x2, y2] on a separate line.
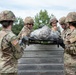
[2, 28, 11, 32]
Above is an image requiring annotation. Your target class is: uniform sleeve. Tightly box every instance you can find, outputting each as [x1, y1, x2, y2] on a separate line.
[18, 26, 31, 40]
[69, 31, 76, 43]
[18, 28, 23, 40]
[69, 36, 76, 43]
[11, 36, 24, 59]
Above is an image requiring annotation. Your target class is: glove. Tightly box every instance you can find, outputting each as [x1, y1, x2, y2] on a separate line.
[57, 38, 65, 49]
[21, 36, 36, 45]
[29, 37, 36, 41]
[21, 36, 29, 45]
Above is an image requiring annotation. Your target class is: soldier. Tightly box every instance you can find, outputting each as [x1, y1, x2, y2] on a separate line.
[0, 10, 24, 75]
[59, 16, 70, 41]
[64, 12, 76, 75]
[49, 16, 61, 33]
[18, 16, 34, 40]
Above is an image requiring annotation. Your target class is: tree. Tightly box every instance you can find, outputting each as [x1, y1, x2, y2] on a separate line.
[33, 10, 51, 29]
[12, 17, 24, 35]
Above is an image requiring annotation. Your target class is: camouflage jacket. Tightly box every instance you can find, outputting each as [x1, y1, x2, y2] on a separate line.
[18, 26, 32, 40]
[64, 29, 76, 55]
[61, 28, 70, 41]
[0, 29, 24, 73]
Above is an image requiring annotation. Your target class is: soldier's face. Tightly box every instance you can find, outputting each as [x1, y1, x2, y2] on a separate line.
[51, 21, 57, 27]
[61, 24, 66, 29]
[26, 23, 34, 29]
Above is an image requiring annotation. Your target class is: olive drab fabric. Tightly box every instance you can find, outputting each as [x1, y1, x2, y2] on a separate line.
[0, 29, 24, 73]
[18, 26, 32, 40]
[0, 10, 16, 22]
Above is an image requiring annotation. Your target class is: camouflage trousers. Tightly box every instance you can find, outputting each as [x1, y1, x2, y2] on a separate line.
[0, 73, 17, 75]
[64, 53, 76, 75]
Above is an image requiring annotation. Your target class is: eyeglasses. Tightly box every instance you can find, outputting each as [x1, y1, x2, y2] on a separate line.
[26, 23, 34, 26]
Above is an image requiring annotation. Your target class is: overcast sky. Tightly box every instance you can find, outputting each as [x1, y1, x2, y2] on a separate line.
[0, 0, 76, 20]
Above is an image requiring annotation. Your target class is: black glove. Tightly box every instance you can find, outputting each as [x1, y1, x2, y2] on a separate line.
[22, 36, 29, 45]
[21, 36, 36, 45]
[29, 37, 36, 41]
[57, 38, 65, 49]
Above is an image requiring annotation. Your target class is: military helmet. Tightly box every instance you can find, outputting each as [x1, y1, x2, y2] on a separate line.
[59, 16, 66, 25]
[65, 12, 76, 23]
[49, 17, 58, 24]
[24, 17, 34, 24]
[0, 10, 16, 22]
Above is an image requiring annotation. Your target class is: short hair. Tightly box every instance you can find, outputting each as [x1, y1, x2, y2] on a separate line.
[0, 21, 13, 28]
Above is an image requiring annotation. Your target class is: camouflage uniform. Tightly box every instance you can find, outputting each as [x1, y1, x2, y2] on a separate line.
[59, 16, 70, 40]
[18, 26, 32, 40]
[49, 16, 61, 33]
[64, 12, 76, 75]
[0, 10, 24, 75]
[61, 29, 70, 41]
[18, 17, 34, 40]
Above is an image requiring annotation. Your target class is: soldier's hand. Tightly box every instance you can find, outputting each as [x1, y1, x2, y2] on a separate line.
[57, 38, 65, 49]
[22, 36, 29, 45]
[29, 37, 36, 41]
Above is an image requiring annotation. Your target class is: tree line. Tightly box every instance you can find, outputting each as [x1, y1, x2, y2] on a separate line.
[0, 10, 54, 35]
